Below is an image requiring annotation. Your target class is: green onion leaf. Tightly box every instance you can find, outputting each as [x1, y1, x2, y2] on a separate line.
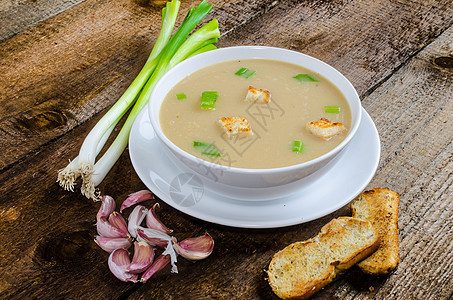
[324, 105, 341, 113]
[235, 67, 256, 78]
[201, 91, 219, 109]
[293, 74, 319, 82]
[245, 70, 256, 78]
[235, 68, 248, 76]
[176, 93, 187, 100]
[193, 141, 221, 157]
[292, 140, 303, 153]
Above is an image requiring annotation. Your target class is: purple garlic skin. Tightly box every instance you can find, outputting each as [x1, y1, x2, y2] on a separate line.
[108, 212, 129, 237]
[95, 236, 132, 253]
[127, 205, 148, 238]
[145, 203, 173, 234]
[140, 255, 171, 283]
[97, 216, 128, 238]
[108, 249, 139, 283]
[127, 241, 155, 274]
[97, 195, 116, 220]
[137, 227, 171, 248]
[120, 190, 154, 212]
[172, 233, 214, 261]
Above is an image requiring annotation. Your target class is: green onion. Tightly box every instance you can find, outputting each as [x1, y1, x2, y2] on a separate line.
[235, 68, 248, 76]
[193, 141, 221, 157]
[176, 93, 187, 100]
[235, 67, 256, 78]
[324, 105, 341, 113]
[245, 70, 256, 78]
[201, 91, 219, 109]
[292, 140, 303, 153]
[293, 74, 319, 82]
[57, 0, 220, 201]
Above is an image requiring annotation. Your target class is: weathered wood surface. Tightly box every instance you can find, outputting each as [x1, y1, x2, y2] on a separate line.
[0, 0, 452, 299]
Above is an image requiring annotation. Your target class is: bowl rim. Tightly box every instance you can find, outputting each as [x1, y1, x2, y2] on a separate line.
[148, 46, 362, 175]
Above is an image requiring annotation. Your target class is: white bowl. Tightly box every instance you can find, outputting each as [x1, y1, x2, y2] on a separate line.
[148, 46, 362, 200]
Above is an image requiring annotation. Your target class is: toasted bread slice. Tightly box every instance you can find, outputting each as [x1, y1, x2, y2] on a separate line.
[306, 118, 346, 140]
[351, 188, 400, 275]
[267, 217, 380, 299]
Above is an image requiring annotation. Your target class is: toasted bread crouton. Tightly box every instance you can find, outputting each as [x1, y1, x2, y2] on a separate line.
[351, 188, 400, 275]
[218, 116, 253, 138]
[244, 86, 271, 104]
[267, 217, 380, 300]
[306, 118, 346, 140]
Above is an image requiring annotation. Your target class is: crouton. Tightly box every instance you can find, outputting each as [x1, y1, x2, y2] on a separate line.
[244, 86, 271, 104]
[218, 117, 253, 138]
[306, 118, 346, 140]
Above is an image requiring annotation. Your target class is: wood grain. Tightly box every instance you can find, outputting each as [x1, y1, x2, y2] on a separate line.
[0, 0, 86, 42]
[0, 0, 278, 171]
[0, 0, 452, 299]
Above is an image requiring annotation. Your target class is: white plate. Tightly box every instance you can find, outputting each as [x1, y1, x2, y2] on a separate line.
[129, 107, 380, 229]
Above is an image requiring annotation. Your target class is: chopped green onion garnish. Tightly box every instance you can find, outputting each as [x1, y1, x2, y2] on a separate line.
[293, 74, 319, 82]
[201, 91, 219, 109]
[245, 70, 256, 78]
[235, 67, 256, 78]
[176, 93, 187, 100]
[235, 68, 248, 76]
[201, 151, 221, 157]
[292, 140, 303, 153]
[324, 105, 341, 113]
[193, 141, 221, 157]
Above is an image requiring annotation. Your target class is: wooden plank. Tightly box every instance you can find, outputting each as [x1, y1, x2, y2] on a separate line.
[333, 26, 453, 300]
[0, 0, 278, 171]
[0, 0, 86, 42]
[219, 0, 453, 97]
[0, 0, 451, 299]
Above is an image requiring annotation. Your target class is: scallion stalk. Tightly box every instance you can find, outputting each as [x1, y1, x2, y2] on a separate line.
[57, 0, 220, 200]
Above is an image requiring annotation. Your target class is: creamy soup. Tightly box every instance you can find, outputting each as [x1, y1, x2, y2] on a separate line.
[159, 59, 351, 169]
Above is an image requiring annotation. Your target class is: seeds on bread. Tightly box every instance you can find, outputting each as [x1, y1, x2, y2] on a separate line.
[267, 217, 380, 300]
[351, 188, 400, 275]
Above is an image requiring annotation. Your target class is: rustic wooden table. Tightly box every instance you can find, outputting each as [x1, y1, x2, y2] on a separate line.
[1, 0, 452, 299]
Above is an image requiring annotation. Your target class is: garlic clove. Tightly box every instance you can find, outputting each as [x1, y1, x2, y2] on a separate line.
[145, 203, 173, 234]
[120, 190, 154, 212]
[95, 236, 132, 253]
[127, 241, 155, 274]
[136, 227, 171, 248]
[96, 195, 116, 220]
[108, 248, 138, 283]
[97, 216, 128, 238]
[109, 211, 129, 237]
[140, 254, 170, 283]
[172, 232, 214, 261]
[127, 205, 148, 238]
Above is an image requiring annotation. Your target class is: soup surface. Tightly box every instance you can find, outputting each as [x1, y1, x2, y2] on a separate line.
[159, 59, 351, 169]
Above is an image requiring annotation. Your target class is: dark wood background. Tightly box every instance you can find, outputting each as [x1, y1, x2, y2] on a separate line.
[1, 0, 452, 299]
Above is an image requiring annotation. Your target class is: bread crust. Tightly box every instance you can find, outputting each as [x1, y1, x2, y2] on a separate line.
[267, 217, 380, 299]
[351, 188, 400, 275]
